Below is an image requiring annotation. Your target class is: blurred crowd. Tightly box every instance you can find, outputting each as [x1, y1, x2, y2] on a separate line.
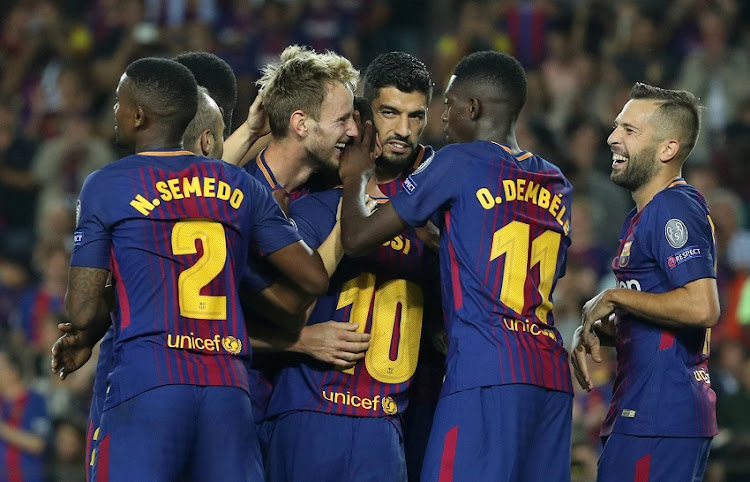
[1, 0, 749, 480]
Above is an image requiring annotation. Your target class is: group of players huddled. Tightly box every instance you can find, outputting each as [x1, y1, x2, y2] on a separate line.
[50, 44, 719, 482]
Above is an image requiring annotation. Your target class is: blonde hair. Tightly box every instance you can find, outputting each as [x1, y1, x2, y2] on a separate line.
[258, 45, 359, 137]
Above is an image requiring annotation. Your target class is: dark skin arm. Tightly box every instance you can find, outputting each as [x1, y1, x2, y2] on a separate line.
[339, 120, 409, 257]
[65, 267, 112, 332]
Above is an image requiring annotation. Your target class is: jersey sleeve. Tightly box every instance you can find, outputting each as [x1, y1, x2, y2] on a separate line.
[288, 190, 340, 250]
[245, 175, 302, 255]
[390, 145, 462, 227]
[648, 191, 716, 287]
[70, 169, 113, 270]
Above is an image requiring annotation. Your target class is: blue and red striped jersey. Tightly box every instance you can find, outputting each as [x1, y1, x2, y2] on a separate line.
[391, 141, 573, 396]
[602, 180, 717, 438]
[70, 149, 300, 410]
[267, 147, 441, 418]
[12, 286, 64, 348]
[0, 390, 50, 482]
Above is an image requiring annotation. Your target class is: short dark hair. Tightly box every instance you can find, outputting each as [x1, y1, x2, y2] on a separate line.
[453, 51, 527, 121]
[124, 57, 198, 141]
[174, 52, 237, 134]
[182, 87, 222, 150]
[629, 82, 702, 161]
[363, 52, 433, 105]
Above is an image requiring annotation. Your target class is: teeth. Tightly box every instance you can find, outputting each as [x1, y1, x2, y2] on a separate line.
[335, 142, 346, 149]
[389, 141, 407, 148]
[612, 154, 628, 162]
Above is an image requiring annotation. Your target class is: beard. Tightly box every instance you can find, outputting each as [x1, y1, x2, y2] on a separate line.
[610, 143, 659, 191]
[304, 144, 337, 172]
[378, 135, 417, 167]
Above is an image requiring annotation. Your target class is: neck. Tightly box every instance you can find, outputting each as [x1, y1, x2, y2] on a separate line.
[264, 138, 317, 192]
[135, 136, 183, 153]
[632, 171, 682, 211]
[479, 121, 520, 153]
[374, 157, 413, 185]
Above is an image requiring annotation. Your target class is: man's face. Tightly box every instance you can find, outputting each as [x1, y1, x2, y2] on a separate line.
[206, 95, 225, 159]
[304, 82, 358, 170]
[113, 74, 136, 148]
[441, 75, 473, 144]
[372, 86, 428, 167]
[607, 99, 660, 192]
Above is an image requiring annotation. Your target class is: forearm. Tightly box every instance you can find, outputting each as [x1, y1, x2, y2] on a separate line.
[222, 125, 267, 166]
[607, 282, 718, 329]
[317, 222, 344, 277]
[340, 174, 376, 256]
[65, 267, 111, 331]
[0, 423, 45, 455]
[248, 316, 301, 353]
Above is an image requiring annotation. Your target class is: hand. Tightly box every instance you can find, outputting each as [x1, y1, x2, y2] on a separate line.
[50, 323, 94, 380]
[581, 289, 616, 350]
[338, 111, 378, 184]
[297, 321, 371, 370]
[415, 221, 440, 252]
[245, 89, 270, 138]
[570, 325, 600, 392]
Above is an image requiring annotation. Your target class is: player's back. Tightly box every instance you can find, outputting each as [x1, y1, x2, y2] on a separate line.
[425, 141, 573, 396]
[73, 149, 288, 410]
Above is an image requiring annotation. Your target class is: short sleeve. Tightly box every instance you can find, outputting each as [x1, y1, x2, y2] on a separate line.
[390, 145, 462, 227]
[647, 191, 716, 287]
[289, 190, 340, 250]
[70, 170, 113, 269]
[245, 175, 301, 255]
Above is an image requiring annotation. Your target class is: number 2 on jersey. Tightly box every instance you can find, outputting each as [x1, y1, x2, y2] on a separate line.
[490, 220, 561, 321]
[336, 273, 424, 384]
[171, 220, 227, 320]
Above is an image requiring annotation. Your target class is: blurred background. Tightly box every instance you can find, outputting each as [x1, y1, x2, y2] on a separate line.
[0, 0, 749, 480]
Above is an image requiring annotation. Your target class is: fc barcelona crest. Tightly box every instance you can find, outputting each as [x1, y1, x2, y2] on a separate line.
[619, 241, 632, 267]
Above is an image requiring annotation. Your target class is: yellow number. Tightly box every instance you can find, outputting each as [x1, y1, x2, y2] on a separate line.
[171, 220, 227, 320]
[336, 273, 424, 383]
[489, 221, 561, 320]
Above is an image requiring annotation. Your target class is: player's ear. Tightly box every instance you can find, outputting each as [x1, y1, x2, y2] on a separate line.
[659, 138, 680, 163]
[134, 106, 145, 128]
[468, 97, 481, 121]
[290, 110, 308, 138]
[200, 129, 212, 156]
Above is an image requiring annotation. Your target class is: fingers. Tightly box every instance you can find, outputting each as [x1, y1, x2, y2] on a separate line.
[590, 335, 603, 363]
[571, 345, 592, 391]
[58, 322, 74, 333]
[352, 109, 362, 131]
[339, 340, 370, 354]
[361, 120, 374, 148]
[365, 196, 378, 213]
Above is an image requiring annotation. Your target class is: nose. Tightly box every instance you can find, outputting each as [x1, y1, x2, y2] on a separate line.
[607, 128, 618, 147]
[395, 115, 410, 138]
[346, 116, 358, 138]
[441, 108, 448, 123]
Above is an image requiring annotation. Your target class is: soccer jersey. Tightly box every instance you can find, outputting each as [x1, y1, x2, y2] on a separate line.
[0, 390, 50, 482]
[602, 180, 717, 438]
[390, 141, 573, 397]
[71, 149, 300, 410]
[12, 286, 64, 348]
[267, 147, 440, 419]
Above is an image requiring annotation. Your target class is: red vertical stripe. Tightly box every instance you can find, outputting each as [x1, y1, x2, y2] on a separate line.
[30, 290, 51, 346]
[445, 213, 463, 310]
[658, 332, 675, 350]
[438, 426, 459, 482]
[634, 453, 651, 482]
[95, 435, 110, 482]
[85, 420, 94, 481]
[110, 251, 130, 330]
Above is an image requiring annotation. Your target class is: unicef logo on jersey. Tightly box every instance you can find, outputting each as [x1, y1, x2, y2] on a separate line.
[665, 219, 688, 249]
[221, 336, 242, 355]
[381, 396, 398, 415]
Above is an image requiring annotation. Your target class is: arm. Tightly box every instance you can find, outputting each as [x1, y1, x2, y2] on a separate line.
[65, 267, 111, 331]
[51, 315, 112, 380]
[0, 422, 45, 455]
[339, 120, 409, 256]
[222, 91, 271, 167]
[265, 242, 329, 299]
[582, 277, 719, 332]
[571, 316, 616, 392]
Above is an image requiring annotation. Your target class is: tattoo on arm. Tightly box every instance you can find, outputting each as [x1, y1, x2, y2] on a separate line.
[65, 267, 111, 330]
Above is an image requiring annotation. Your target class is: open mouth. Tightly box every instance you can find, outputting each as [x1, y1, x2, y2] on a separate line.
[612, 153, 628, 168]
[335, 142, 346, 152]
[387, 140, 410, 154]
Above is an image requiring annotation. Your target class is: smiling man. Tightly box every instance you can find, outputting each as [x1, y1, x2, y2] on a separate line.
[572, 83, 719, 482]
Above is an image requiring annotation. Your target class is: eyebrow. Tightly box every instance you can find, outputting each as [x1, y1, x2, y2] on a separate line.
[614, 120, 640, 132]
[379, 104, 426, 116]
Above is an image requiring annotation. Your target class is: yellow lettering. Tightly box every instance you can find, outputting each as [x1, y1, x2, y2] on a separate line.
[361, 398, 372, 410]
[230, 189, 244, 209]
[563, 220, 570, 236]
[516, 179, 526, 200]
[392, 236, 404, 251]
[476, 188, 496, 209]
[550, 193, 561, 217]
[538, 187, 551, 209]
[183, 177, 202, 197]
[404, 238, 411, 255]
[351, 395, 361, 407]
[194, 337, 204, 350]
[530, 324, 541, 336]
[556, 205, 567, 226]
[204, 178, 216, 197]
[156, 181, 172, 201]
[524, 181, 539, 203]
[204, 339, 214, 351]
[322, 391, 333, 402]
[217, 181, 231, 200]
[334, 392, 345, 404]
[373, 395, 380, 411]
[167, 178, 183, 200]
[130, 194, 156, 216]
[503, 180, 517, 201]
[167, 334, 178, 348]
[503, 318, 514, 331]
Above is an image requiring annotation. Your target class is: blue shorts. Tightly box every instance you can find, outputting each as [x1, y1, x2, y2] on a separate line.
[404, 401, 438, 481]
[91, 385, 262, 482]
[264, 411, 406, 482]
[598, 433, 712, 482]
[86, 393, 105, 482]
[421, 385, 572, 482]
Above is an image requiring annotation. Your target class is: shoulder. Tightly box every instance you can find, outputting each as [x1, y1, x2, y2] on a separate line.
[652, 184, 709, 217]
[290, 188, 342, 217]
